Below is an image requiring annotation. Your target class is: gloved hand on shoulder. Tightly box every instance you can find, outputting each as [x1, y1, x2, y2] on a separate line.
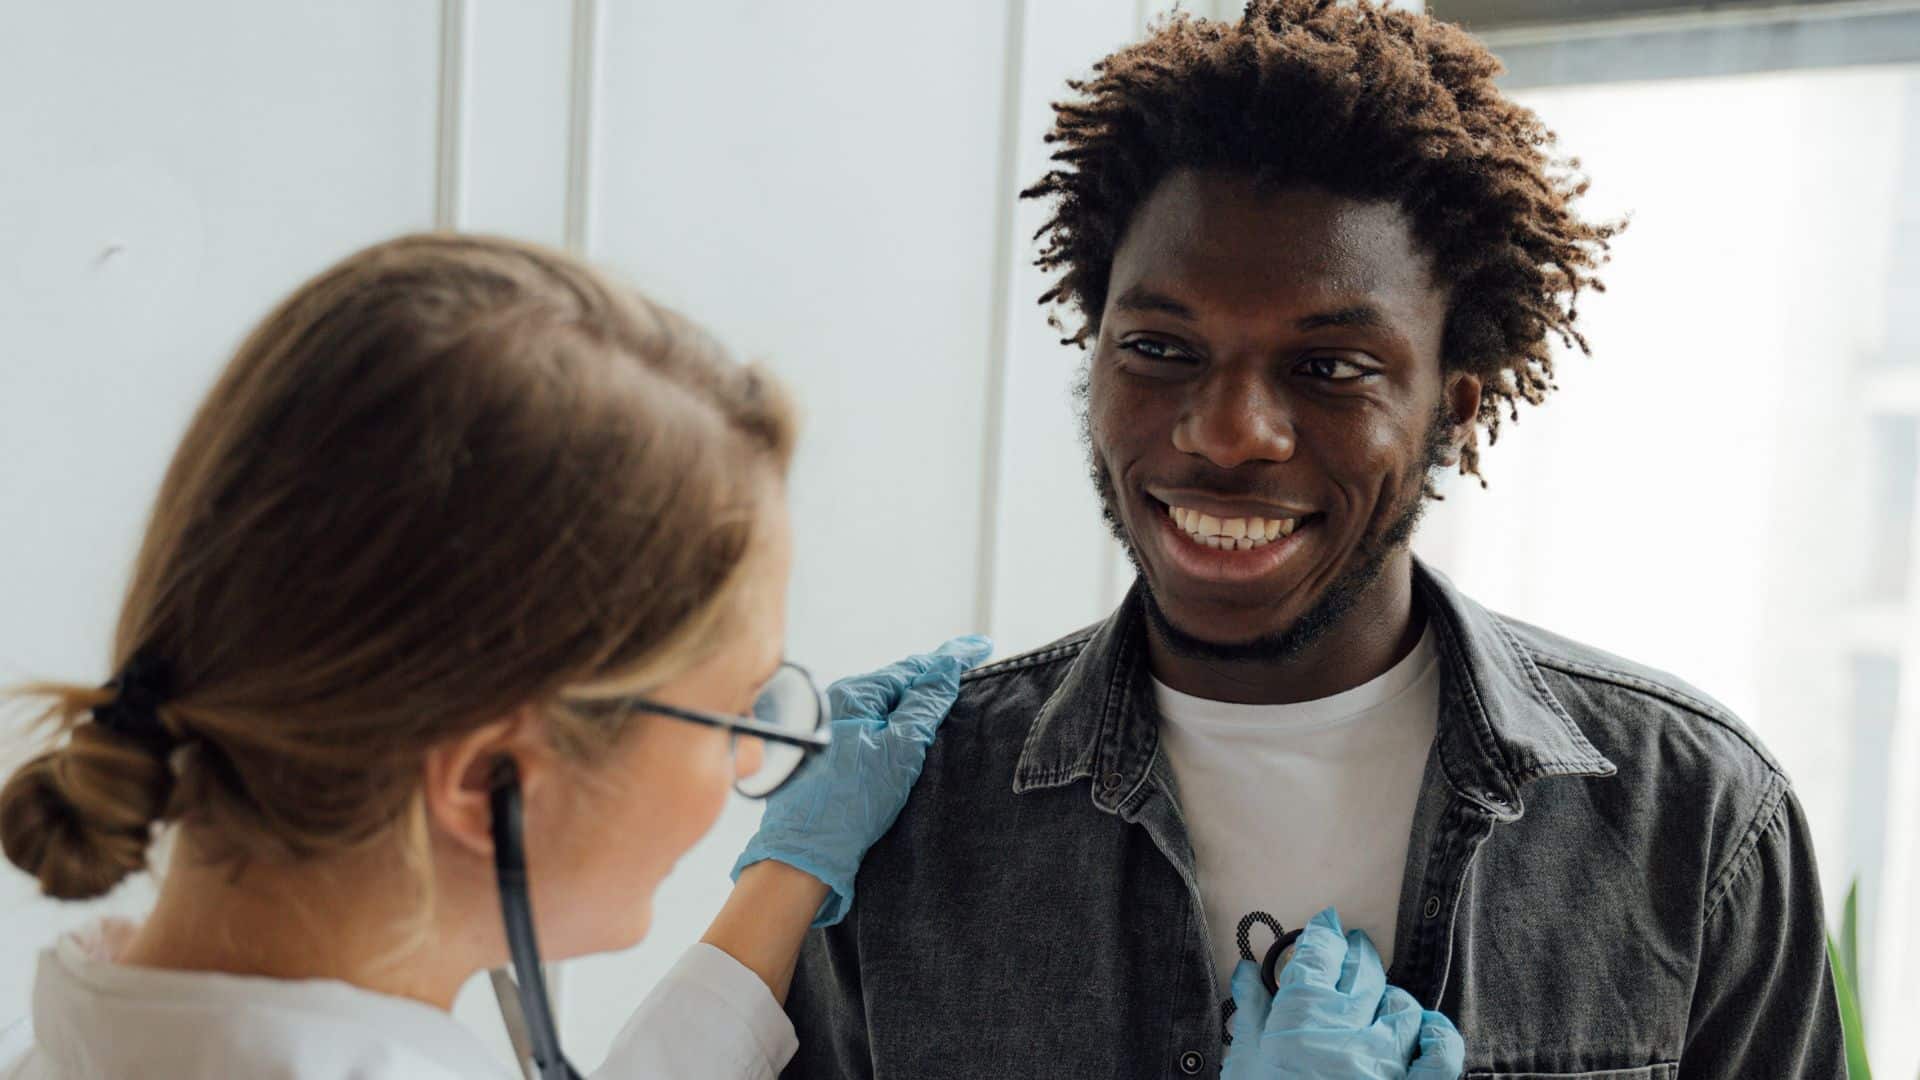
[732, 635, 992, 927]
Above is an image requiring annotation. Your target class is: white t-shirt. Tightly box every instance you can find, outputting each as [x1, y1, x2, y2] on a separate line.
[0, 918, 797, 1079]
[1153, 628, 1439, 992]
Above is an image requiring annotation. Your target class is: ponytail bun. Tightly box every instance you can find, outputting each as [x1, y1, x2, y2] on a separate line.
[1, 700, 175, 900]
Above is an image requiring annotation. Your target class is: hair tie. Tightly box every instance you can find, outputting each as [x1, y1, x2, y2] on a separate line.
[91, 652, 177, 756]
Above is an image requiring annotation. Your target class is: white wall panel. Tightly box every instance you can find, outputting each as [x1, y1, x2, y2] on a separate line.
[985, 1, 1155, 658]
[558, 0, 1017, 1064]
[462, 0, 573, 244]
[0, 0, 441, 1037]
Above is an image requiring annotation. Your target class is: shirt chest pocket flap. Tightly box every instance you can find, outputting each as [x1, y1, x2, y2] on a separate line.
[1468, 1066, 1677, 1080]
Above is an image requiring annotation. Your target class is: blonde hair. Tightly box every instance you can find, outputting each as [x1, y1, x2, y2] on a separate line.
[1, 234, 797, 901]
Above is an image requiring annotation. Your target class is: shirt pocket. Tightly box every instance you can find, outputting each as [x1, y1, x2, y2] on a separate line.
[1466, 1060, 1681, 1068]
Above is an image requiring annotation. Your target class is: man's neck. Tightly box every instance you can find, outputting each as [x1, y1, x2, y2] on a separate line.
[1145, 553, 1423, 705]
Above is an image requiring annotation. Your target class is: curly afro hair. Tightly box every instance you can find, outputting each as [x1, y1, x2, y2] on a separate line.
[1023, 0, 1621, 479]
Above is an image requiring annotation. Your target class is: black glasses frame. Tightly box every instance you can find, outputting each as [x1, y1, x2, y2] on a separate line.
[621, 661, 832, 752]
[622, 661, 831, 799]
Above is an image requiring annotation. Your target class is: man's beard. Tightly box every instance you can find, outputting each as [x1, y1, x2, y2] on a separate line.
[1083, 385, 1451, 665]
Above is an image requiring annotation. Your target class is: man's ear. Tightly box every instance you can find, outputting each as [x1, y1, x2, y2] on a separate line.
[421, 706, 551, 859]
[1438, 372, 1484, 467]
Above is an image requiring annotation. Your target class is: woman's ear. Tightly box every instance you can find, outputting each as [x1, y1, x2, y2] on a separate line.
[421, 706, 551, 859]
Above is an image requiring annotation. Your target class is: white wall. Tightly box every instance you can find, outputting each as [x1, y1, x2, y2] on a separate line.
[985, 0, 1142, 658]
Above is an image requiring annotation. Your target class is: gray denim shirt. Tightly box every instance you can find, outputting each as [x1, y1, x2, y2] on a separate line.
[783, 562, 1845, 1078]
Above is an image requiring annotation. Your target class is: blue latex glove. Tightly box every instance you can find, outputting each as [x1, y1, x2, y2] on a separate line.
[731, 635, 992, 926]
[1224, 908, 1466, 1079]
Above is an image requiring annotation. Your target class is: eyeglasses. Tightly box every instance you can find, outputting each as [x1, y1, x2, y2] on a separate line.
[619, 661, 832, 798]
[489, 663, 833, 1079]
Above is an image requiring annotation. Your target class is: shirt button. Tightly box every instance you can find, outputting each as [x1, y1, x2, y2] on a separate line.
[1423, 895, 1443, 919]
[1102, 771, 1125, 791]
[1178, 1050, 1205, 1074]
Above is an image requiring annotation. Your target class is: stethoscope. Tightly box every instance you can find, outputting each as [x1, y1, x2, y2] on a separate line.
[489, 760, 583, 1080]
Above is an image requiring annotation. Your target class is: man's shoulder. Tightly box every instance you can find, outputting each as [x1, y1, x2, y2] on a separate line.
[908, 622, 1103, 782]
[1489, 612, 1822, 925]
[963, 622, 1101, 685]
[950, 622, 1101, 717]
[1494, 612, 1784, 786]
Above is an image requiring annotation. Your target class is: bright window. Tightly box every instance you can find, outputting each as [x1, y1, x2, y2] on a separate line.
[1420, 63, 1920, 1080]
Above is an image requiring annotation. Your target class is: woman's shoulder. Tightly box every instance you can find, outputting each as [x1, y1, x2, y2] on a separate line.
[20, 918, 509, 1080]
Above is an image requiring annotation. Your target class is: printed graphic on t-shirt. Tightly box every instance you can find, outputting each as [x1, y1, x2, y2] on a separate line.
[1220, 909, 1301, 1044]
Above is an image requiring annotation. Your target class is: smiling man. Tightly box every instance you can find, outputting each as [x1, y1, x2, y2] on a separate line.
[782, 3, 1844, 1077]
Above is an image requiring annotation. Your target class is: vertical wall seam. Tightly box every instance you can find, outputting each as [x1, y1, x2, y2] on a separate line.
[549, 0, 605, 1035]
[564, 0, 603, 255]
[974, 0, 1030, 636]
[1098, 0, 1168, 610]
[434, 0, 470, 230]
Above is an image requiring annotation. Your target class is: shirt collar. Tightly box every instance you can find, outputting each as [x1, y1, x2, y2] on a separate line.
[1413, 559, 1616, 820]
[1011, 558, 1615, 818]
[1010, 582, 1159, 816]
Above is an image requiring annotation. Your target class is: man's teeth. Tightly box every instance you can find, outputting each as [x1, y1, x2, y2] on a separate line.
[1166, 505, 1301, 551]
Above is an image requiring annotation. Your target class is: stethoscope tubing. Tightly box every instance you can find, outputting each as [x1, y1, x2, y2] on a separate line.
[491, 764, 585, 1080]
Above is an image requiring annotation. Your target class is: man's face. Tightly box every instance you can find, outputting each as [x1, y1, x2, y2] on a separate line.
[1086, 170, 1473, 659]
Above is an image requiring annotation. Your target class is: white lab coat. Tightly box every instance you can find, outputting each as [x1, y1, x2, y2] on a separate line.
[0, 919, 799, 1079]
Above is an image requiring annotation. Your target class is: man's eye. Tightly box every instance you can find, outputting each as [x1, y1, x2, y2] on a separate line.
[1119, 338, 1197, 367]
[1299, 355, 1372, 381]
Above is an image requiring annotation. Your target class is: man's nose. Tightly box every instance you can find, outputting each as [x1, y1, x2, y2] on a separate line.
[1171, 365, 1296, 469]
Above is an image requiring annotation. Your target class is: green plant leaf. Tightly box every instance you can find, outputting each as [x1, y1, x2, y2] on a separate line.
[1841, 880, 1861, 995]
[1828, 933, 1873, 1080]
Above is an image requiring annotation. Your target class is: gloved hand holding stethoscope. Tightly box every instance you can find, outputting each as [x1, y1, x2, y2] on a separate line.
[1223, 909, 1466, 1079]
